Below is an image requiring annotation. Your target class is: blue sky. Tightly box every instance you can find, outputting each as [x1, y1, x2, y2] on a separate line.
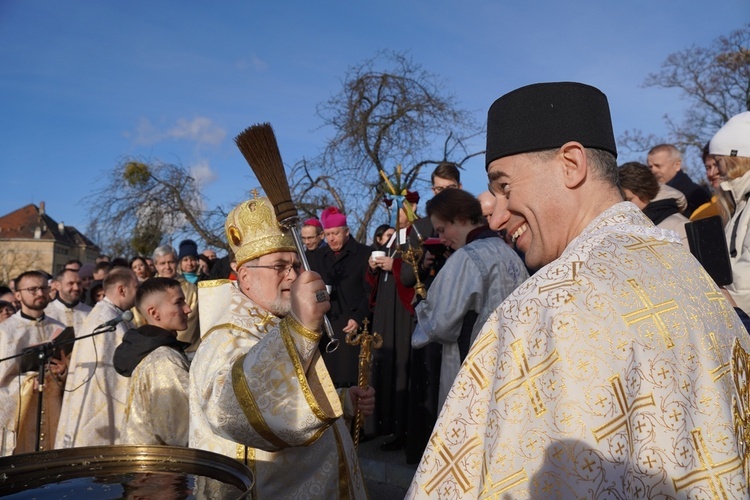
[1, 1, 746, 247]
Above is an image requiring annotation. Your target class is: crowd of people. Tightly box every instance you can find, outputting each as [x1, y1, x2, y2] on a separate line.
[0, 82, 749, 498]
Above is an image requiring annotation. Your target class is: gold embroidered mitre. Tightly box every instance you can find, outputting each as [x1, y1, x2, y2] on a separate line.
[226, 194, 296, 266]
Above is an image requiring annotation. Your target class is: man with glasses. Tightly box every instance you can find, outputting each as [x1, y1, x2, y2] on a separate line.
[300, 217, 326, 253]
[190, 194, 373, 498]
[430, 161, 462, 195]
[0, 270, 67, 455]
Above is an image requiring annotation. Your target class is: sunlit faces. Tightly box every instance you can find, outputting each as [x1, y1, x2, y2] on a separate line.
[647, 150, 681, 184]
[323, 227, 349, 252]
[155, 254, 178, 279]
[430, 216, 472, 251]
[704, 155, 726, 190]
[180, 255, 199, 274]
[147, 286, 190, 332]
[15, 275, 51, 312]
[131, 258, 149, 280]
[487, 152, 571, 269]
[238, 251, 300, 317]
[57, 270, 83, 303]
[431, 176, 460, 195]
[300, 226, 324, 251]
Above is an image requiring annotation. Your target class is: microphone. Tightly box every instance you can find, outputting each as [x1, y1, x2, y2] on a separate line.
[95, 310, 134, 330]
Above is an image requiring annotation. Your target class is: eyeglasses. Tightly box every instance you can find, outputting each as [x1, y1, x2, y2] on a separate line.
[245, 263, 302, 277]
[18, 286, 50, 295]
[432, 184, 458, 193]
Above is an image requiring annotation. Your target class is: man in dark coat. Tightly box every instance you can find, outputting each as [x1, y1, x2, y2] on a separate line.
[647, 144, 711, 218]
[308, 207, 372, 388]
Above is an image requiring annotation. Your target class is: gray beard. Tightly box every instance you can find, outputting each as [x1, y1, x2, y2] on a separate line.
[267, 297, 291, 317]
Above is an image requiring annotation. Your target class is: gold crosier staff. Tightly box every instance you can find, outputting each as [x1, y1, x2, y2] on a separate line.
[345, 318, 382, 447]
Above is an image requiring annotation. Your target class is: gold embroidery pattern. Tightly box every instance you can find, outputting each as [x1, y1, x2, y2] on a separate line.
[494, 339, 560, 417]
[464, 331, 496, 391]
[592, 374, 655, 444]
[480, 467, 527, 498]
[624, 236, 671, 268]
[710, 332, 732, 382]
[538, 260, 583, 295]
[622, 279, 677, 349]
[332, 423, 353, 499]
[286, 315, 322, 341]
[731, 338, 750, 487]
[247, 306, 276, 334]
[197, 279, 232, 289]
[280, 318, 336, 424]
[424, 435, 481, 495]
[673, 428, 743, 498]
[231, 354, 290, 449]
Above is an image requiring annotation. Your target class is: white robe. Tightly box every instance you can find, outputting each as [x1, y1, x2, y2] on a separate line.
[121, 346, 189, 447]
[0, 312, 65, 455]
[190, 280, 367, 499]
[45, 298, 91, 334]
[55, 297, 133, 448]
[408, 202, 750, 498]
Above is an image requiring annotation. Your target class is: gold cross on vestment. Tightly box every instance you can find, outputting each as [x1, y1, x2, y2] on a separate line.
[708, 331, 731, 382]
[494, 339, 560, 417]
[622, 279, 677, 349]
[423, 435, 481, 495]
[480, 468, 528, 498]
[673, 428, 744, 498]
[592, 374, 655, 445]
[624, 236, 671, 268]
[538, 261, 583, 295]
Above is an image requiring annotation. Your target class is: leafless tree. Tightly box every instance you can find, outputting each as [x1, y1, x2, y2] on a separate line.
[292, 50, 483, 241]
[619, 24, 750, 179]
[85, 158, 229, 257]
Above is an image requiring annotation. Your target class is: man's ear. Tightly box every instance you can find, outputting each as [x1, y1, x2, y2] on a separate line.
[559, 142, 588, 189]
[147, 303, 159, 322]
[675, 158, 682, 171]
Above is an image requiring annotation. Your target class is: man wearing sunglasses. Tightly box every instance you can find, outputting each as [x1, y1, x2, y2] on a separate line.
[190, 194, 373, 499]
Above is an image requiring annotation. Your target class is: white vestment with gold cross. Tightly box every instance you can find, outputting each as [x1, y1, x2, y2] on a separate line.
[407, 202, 750, 499]
[190, 280, 367, 499]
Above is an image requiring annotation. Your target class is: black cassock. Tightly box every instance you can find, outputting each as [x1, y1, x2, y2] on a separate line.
[308, 236, 372, 388]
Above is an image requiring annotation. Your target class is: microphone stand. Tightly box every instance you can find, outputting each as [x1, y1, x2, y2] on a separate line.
[0, 324, 116, 453]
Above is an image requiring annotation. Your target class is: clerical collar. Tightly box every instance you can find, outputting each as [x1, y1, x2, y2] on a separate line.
[20, 311, 45, 322]
[466, 225, 498, 245]
[56, 296, 79, 309]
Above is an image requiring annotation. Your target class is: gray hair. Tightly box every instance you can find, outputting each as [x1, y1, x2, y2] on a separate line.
[152, 245, 177, 261]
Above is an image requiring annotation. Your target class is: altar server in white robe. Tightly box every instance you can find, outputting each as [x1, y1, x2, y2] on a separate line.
[0, 270, 67, 455]
[407, 82, 750, 499]
[45, 268, 92, 335]
[55, 267, 138, 448]
[114, 277, 190, 447]
[190, 194, 374, 499]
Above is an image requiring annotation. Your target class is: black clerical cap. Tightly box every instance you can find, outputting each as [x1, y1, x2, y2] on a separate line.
[485, 82, 617, 169]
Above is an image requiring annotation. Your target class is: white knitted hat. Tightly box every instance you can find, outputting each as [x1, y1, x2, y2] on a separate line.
[709, 111, 750, 158]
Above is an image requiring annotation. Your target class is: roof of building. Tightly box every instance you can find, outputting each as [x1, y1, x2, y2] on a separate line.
[0, 203, 100, 250]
